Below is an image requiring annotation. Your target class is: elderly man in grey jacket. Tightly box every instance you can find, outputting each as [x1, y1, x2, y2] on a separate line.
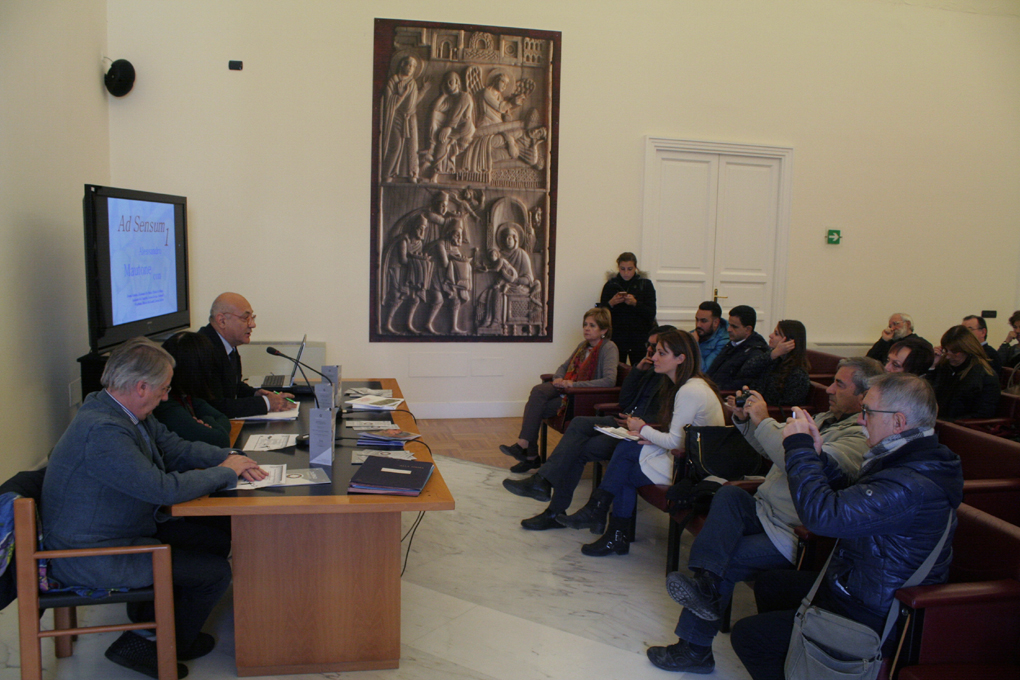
[43, 337, 265, 678]
[646, 357, 883, 674]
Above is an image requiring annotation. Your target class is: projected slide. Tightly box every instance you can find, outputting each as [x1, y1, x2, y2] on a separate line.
[108, 197, 178, 326]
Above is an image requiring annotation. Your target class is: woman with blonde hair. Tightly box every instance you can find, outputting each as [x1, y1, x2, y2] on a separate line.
[928, 325, 1000, 420]
[500, 308, 619, 472]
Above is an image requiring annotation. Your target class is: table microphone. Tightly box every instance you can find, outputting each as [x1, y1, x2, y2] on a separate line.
[266, 346, 334, 410]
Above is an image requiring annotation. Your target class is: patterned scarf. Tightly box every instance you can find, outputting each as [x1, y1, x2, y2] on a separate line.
[564, 339, 603, 383]
[556, 339, 604, 418]
[861, 426, 935, 473]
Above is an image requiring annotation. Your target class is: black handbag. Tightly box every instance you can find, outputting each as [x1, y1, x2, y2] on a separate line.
[666, 425, 764, 514]
[684, 424, 765, 481]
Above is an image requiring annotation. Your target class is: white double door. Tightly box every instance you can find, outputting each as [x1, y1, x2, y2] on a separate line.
[642, 138, 793, 334]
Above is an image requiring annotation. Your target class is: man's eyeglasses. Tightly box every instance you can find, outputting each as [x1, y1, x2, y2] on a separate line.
[861, 405, 898, 420]
[225, 312, 257, 325]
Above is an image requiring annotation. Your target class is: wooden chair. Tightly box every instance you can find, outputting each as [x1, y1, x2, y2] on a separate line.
[537, 362, 631, 462]
[14, 497, 178, 680]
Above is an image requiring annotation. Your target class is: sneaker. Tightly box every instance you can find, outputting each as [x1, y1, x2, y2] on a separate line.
[646, 639, 715, 673]
[665, 571, 724, 622]
[105, 631, 189, 679]
[499, 443, 528, 462]
[502, 474, 552, 502]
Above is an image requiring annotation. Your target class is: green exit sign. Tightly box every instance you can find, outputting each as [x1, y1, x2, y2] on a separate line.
[826, 229, 842, 244]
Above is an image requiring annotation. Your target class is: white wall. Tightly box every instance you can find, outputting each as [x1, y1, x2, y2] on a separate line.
[2, 0, 1017, 474]
[0, 0, 110, 476]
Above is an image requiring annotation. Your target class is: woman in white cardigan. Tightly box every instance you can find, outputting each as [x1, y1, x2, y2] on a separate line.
[559, 328, 724, 556]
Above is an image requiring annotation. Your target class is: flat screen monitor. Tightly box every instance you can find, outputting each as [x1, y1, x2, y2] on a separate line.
[83, 184, 190, 353]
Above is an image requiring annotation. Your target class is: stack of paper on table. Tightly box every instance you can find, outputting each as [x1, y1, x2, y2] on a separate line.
[346, 420, 396, 430]
[234, 404, 301, 421]
[232, 464, 331, 489]
[345, 395, 405, 411]
[356, 429, 420, 448]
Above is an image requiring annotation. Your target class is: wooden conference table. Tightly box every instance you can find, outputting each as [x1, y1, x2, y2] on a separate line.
[171, 379, 455, 676]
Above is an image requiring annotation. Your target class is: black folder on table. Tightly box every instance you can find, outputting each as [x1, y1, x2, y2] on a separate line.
[347, 456, 435, 496]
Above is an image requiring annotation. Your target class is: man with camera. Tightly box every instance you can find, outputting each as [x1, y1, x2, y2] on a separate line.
[645, 357, 881, 673]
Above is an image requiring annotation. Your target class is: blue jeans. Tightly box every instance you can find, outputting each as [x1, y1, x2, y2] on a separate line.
[675, 485, 793, 647]
[597, 440, 654, 519]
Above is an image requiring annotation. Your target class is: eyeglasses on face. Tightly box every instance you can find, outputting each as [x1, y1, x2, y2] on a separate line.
[861, 404, 898, 420]
[224, 312, 257, 325]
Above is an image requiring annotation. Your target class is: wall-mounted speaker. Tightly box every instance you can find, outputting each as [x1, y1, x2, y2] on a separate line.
[104, 59, 135, 97]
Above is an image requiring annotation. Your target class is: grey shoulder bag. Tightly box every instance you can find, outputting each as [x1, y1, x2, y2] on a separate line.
[785, 510, 953, 680]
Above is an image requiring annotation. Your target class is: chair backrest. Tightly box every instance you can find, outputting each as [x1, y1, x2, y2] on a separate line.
[616, 362, 630, 387]
[934, 421, 1020, 480]
[806, 349, 841, 385]
[949, 503, 1020, 584]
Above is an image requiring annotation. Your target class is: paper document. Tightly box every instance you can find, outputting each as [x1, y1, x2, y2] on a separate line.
[344, 388, 393, 398]
[345, 396, 404, 410]
[234, 464, 286, 489]
[234, 403, 301, 421]
[346, 420, 396, 430]
[594, 426, 641, 441]
[351, 449, 417, 464]
[233, 465, 331, 489]
[242, 434, 299, 451]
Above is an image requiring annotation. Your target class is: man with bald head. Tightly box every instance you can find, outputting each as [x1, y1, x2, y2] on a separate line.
[866, 313, 925, 364]
[197, 292, 295, 417]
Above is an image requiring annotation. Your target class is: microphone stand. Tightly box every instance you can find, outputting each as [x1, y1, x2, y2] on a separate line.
[266, 346, 334, 410]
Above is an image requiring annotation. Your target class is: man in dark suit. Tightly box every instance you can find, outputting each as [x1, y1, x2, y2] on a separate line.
[197, 292, 296, 417]
[704, 305, 769, 390]
[962, 314, 1003, 373]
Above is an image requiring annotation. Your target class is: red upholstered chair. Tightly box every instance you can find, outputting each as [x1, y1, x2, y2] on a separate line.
[892, 503, 1020, 679]
[538, 363, 630, 462]
[951, 390, 1020, 438]
[805, 349, 842, 386]
[934, 420, 1020, 525]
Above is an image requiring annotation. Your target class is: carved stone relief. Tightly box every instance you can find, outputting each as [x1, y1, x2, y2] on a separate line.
[371, 20, 560, 342]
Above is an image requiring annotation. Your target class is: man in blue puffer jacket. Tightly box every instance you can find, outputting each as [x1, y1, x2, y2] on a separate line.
[730, 372, 964, 680]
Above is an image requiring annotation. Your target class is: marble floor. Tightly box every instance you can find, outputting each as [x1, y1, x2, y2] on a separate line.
[0, 455, 755, 679]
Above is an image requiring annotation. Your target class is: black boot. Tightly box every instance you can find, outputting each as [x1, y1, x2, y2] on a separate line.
[502, 473, 552, 502]
[557, 489, 613, 534]
[581, 514, 630, 556]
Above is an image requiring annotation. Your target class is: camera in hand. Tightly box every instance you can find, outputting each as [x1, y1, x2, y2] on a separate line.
[734, 394, 747, 408]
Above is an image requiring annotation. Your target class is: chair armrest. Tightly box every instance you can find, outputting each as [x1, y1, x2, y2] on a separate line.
[963, 478, 1020, 493]
[896, 579, 1020, 609]
[594, 402, 621, 416]
[540, 374, 554, 382]
[953, 417, 1013, 430]
[566, 387, 622, 418]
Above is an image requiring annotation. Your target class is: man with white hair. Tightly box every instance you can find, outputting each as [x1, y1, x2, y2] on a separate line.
[42, 337, 266, 678]
[866, 312, 924, 364]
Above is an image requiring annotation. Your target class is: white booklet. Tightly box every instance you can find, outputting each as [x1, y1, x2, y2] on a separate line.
[242, 434, 299, 451]
[594, 426, 641, 441]
[232, 465, 331, 489]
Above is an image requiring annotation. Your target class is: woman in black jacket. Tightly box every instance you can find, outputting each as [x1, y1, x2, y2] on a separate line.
[927, 325, 1000, 420]
[599, 252, 656, 365]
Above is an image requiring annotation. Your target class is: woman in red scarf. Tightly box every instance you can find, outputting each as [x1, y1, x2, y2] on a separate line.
[500, 308, 619, 472]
